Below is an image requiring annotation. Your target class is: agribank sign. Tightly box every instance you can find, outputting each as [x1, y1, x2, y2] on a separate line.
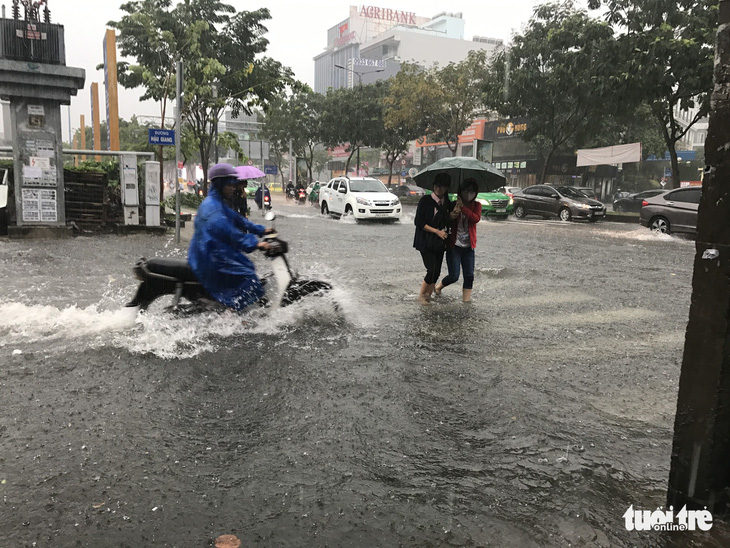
[359, 5, 417, 24]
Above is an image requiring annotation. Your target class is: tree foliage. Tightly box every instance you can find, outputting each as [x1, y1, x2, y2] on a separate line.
[109, 0, 293, 195]
[588, 0, 718, 187]
[486, 1, 620, 183]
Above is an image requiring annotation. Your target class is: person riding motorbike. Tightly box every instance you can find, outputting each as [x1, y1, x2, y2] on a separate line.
[255, 184, 271, 210]
[308, 181, 320, 205]
[188, 163, 274, 311]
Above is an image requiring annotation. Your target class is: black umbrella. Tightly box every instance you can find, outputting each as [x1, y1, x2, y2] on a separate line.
[413, 156, 506, 192]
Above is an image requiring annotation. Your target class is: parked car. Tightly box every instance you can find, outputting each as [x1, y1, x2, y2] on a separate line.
[639, 187, 701, 234]
[496, 186, 521, 198]
[319, 177, 402, 220]
[612, 189, 666, 213]
[572, 187, 599, 200]
[388, 184, 425, 198]
[448, 191, 514, 218]
[512, 185, 606, 222]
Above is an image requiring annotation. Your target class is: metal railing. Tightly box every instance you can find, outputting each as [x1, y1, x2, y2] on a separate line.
[0, 18, 64, 65]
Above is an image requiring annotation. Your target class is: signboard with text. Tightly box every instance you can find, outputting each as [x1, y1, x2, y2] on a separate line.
[148, 128, 175, 146]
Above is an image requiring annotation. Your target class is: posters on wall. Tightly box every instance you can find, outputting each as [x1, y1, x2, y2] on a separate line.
[22, 189, 57, 223]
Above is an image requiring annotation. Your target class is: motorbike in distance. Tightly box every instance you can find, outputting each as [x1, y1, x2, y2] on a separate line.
[126, 213, 333, 314]
[296, 188, 307, 205]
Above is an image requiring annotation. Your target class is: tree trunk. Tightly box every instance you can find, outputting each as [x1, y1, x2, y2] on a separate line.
[387, 153, 395, 184]
[538, 149, 555, 185]
[668, 143, 682, 189]
[668, 0, 730, 512]
[344, 148, 356, 175]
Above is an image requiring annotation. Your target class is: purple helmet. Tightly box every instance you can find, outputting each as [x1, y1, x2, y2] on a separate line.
[208, 163, 237, 181]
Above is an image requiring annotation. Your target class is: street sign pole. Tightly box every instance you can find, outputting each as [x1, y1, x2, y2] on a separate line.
[175, 59, 183, 245]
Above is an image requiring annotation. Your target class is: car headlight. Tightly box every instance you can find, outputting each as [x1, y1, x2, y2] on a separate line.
[509, 197, 514, 205]
[476, 199, 489, 206]
[392, 198, 400, 205]
[577, 203, 590, 209]
[356, 197, 372, 206]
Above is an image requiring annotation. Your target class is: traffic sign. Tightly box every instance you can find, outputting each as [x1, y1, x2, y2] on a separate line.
[264, 165, 278, 175]
[401, 170, 407, 177]
[401, 159, 407, 165]
[148, 128, 175, 146]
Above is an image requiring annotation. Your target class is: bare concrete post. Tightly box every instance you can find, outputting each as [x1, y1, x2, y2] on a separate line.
[667, 0, 730, 512]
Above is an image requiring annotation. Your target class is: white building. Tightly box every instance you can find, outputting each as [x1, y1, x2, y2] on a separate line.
[314, 6, 503, 92]
[673, 103, 708, 151]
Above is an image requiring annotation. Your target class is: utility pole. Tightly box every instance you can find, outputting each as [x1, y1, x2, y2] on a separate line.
[667, 0, 730, 512]
[174, 59, 183, 245]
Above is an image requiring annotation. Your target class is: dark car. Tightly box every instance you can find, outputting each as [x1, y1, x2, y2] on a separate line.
[572, 187, 599, 200]
[639, 186, 701, 234]
[388, 184, 425, 198]
[513, 184, 606, 222]
[613, 189, 666, 213]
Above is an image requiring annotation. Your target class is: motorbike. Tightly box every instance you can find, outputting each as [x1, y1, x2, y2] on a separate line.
[263, 194, 272, 211]
[296, 188, 307, 204]
[125, 214, 333, 314]
[286, 187, 296, 201]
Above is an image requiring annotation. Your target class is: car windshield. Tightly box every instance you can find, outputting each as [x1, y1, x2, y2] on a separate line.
[350, 179, 388, 193]
[557, 186, 587, 198]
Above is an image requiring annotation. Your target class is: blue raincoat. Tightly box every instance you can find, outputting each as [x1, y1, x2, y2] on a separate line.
[188, 185, 267, 310]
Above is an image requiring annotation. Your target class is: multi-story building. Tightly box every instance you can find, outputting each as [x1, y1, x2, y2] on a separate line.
[673, 103, 708, 151]
[314, 6, 503, 92]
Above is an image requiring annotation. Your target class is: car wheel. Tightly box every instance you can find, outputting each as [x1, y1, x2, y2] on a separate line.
[650, 216, 670, 233]
[559, 207, 572, 222]
[588, 217, 598, 223]
[342, 205, 353, 218]
[615, 204, 625, 213]
[321, 202, 329, 215]
[514, 205, 526, 219]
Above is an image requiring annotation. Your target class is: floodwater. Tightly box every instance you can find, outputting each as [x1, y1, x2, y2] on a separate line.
[1, 196, 727, 547]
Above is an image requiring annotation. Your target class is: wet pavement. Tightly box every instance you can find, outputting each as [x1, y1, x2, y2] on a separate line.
[1, 194, 728, 547]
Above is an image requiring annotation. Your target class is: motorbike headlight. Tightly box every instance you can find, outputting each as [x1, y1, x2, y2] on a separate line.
[356, 197, 372, 206]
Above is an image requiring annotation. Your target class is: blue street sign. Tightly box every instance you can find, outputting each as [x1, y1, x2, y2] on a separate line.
[264, 164, 278, 175]
[148, 128, 175, 146]
[401, 170, 407, 177]
[664, 167, 672, 178]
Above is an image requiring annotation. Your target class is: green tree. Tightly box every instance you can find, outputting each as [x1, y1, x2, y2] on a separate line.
[383, 68, 432, 182]
[319, 83, 387, 173]
[108, 0, 207, 196]
[588, 0, 718, 188]
[109, 0, 292, 195]
[179, 2, 292, 194]
[428, 50, 489, 156]
[486, 2, 619, 183]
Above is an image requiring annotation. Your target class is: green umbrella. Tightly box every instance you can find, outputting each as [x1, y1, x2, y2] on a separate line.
[413, 156, 506, 192]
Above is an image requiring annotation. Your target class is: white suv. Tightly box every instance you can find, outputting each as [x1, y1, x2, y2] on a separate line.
[319, 177, 401, 220]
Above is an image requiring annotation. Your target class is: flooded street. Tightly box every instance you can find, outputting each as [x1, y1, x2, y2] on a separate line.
[1, 196, 727, 547]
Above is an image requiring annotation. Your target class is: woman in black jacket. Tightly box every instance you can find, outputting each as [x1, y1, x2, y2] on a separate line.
[413, 173, 452, 304]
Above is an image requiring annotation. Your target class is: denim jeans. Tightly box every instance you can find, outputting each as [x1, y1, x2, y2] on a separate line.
[441, 246, 475, 289]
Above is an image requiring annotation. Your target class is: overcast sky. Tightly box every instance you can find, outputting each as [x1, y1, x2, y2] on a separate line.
[45, 0, 554, 140]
